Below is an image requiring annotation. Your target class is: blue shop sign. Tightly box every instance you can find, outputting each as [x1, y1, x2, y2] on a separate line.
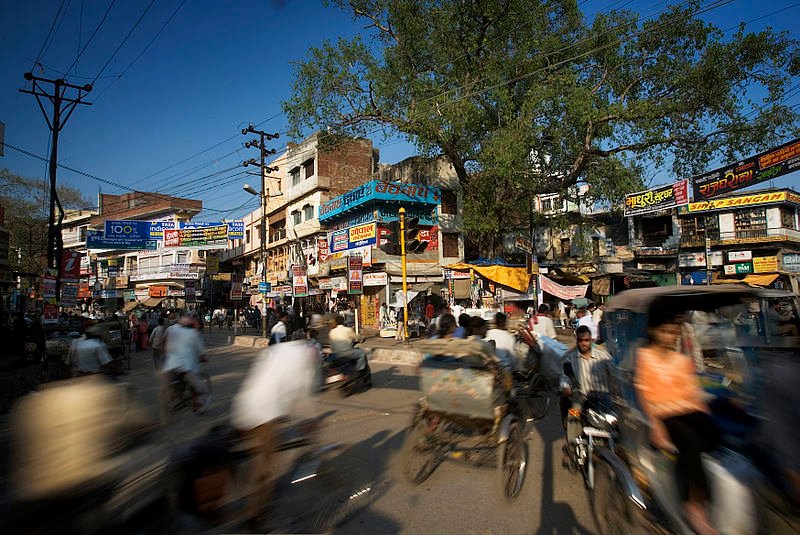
[681, 271, 708, 285]
[319, 180, 441, 222]
[105, 220, 152, 240]
[87, 229, 158, 250]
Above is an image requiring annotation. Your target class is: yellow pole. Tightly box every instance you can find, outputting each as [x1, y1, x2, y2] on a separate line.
[400, 207, 409, 342]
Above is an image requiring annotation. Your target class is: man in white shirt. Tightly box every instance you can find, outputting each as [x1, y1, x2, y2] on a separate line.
[592, 304, 604, 327]
[485, 312, 517, 372]
[163, 315, 209, 413]
[530, 304, 558, 339]
[270, 311, 288, 344]
[71, 325, 113, 376]
[451, 302, 465, 320]
[231, 340, 320, 525]
[576, 307, 598, 340]
[557, 301, 567, 328]
[329, 315, 367, 372]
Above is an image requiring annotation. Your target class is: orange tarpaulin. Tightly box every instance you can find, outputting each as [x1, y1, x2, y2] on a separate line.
[446, 263, 531, 293]
[714, 273, 779, 287]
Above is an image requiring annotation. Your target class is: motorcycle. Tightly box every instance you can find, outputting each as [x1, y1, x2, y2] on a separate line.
[321, 344, 372, 397]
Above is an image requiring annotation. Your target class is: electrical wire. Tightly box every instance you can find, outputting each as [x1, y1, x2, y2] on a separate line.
[65, 0, 117, 76]
[30, 0, 69, 72]
[90, 0, 158, 84]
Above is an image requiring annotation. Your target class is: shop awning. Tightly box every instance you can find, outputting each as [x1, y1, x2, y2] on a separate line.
[446, 263, 530, 293]
[141, 297, 163, 307]
[123, 300, 140, 313]
[714, 273, 780, 287]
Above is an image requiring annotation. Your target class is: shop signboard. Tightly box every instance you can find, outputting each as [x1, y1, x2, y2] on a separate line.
[728, 250, 753, 263]
[318, 237, 330, 263]
[781, 253, 800, 272]
[60, 250, 81, 283]
[692, 138, 800, 200]
[724, 263, 753, 275]
[680, 191, 788, 213]
[681, 272, 708, 285]
[87, 229, 158, 250]
[148, 220, 176, 238]
[60, 284, 78, 308]
[330, 229, 349, 253]
[179, 221, 244, 240]
[348, 222, 376, 248]
[230, 274, 243, 301]
[292, 265, 308, 297]
[752, 255, 778, 273]
[43, 303, 58, 324]
[678, 252, 706, 267]
[148, 286, 168, 297]
[41, 276, 56, 299]
[348, 256, 363, 295]
[708, 251, 724, 267]
[185, 281, 196, 302]
[164, 225, 228, 249]
[514, 235, 533, 254]
[169, 263, 199, 278]
[624, 179, 689, 216]
[363, 272, 388, 286]
[205, 255, 219, 275]
[319, 180, 441, 222]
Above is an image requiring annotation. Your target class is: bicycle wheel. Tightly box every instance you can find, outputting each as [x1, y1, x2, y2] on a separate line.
[526, 373, 551, 421]
[498, 422, 527, 502]
[402, 415, 441, 485]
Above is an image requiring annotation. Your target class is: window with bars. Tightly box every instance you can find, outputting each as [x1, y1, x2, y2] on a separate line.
[290, 167, 301, 187]
[302, 204, 314, 221]
[292, 210, 301, 225]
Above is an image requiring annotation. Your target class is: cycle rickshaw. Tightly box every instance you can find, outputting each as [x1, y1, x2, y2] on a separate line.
[402, 338, 529, 501]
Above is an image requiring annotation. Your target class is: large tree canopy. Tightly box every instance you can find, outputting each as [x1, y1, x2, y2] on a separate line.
[0, 168, 90, 276]
[283, 0, 799, 249]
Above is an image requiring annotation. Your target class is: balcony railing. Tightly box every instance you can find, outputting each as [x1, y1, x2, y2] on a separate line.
[680, 226, 800, 246]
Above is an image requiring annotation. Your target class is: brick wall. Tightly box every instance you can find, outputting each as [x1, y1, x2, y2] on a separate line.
[91, 192, 202, 225]
[318, 138, 374, 197]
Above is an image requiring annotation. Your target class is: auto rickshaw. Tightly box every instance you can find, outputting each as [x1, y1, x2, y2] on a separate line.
[596, 285, 800, 534]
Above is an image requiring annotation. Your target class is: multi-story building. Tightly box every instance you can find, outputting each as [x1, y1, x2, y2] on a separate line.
[0, 205, 12, 292]
[223, 132, 377, 306]
[62, 191, 205, 311]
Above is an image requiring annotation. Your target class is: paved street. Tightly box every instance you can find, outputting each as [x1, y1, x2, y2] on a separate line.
[1, 328, 596, 534]
[125, 328, 596, 535]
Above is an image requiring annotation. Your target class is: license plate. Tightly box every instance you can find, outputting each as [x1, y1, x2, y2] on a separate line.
[326, 374, 344, 384]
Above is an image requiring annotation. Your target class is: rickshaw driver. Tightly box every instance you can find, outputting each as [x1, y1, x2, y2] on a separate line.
[559, 325, 615, 466]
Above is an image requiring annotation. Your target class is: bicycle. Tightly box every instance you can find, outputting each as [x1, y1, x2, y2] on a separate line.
[162, 367, 212, 419]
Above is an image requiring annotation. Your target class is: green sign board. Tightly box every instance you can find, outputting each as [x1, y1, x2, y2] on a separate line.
[725, 262, 753, 275]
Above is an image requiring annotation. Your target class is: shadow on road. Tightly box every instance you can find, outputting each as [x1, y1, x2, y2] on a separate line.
[533, 405, 595, 535]
[332, 429, 406, 534]
[370, 365, 420, 391]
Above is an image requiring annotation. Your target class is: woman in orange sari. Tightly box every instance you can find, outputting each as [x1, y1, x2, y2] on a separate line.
[635, 310, 718, 535]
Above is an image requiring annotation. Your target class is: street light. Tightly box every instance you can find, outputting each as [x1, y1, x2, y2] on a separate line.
[243, 182, 282, 339]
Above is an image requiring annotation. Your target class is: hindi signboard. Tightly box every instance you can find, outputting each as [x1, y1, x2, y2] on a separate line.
[692, 138, 800, 200]
[348, 256, 363, 295]
[624, 180, 689, 216]
[179, 221, 244, 240]
[230, 273, 243, 301]
[292, 265, 308, 297]
[753, 255, 778, 273]
[87, 229, 158, 250]
[164, 225, 228, 249]
[184, 280, 196, 302]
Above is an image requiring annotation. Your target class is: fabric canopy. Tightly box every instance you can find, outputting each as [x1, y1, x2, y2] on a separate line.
[123, 300, 140, 313]
[141, 297, 163, 308]
[446, 263, 530, 293]
[540, 275, 589, 300]
[714, 273, 779, 288]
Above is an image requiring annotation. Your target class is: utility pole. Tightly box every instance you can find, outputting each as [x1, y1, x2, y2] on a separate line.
[400, 207, 409, 343]
[20, 73, 92, 299]
[242, 125, 279, 339]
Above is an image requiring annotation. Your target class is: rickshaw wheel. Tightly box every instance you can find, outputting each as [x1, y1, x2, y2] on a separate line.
[498, 422, 527, 502]
[526, 372, 551, 420]
[591, 460, 641, 535]
[402, 415, 441, 485]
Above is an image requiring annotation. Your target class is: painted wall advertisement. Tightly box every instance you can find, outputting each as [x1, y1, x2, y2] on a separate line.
[292, 265, 308, 297]
[624, 179, 689, 216]
[348, 256, 363, 295]
[164, 225, 228, 249]
[692, 137, 800, 200]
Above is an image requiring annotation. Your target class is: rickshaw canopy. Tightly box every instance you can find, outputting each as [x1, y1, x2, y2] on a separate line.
[604, 285, 760, 314]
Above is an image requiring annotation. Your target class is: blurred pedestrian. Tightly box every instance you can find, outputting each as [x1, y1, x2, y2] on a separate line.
[71, 324, 113, 377]
[150, 318, 167, 370]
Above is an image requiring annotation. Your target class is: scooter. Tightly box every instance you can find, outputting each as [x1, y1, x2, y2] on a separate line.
[321, 345, 372, 397]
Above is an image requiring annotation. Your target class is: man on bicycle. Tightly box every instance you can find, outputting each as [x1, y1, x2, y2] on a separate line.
[163, 314, 210, 414]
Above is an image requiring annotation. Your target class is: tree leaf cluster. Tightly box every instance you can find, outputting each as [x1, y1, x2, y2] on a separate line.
[285, 0, 800, 254]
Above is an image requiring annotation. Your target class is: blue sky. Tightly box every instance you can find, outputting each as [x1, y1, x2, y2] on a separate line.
[1, 0, 799, 221]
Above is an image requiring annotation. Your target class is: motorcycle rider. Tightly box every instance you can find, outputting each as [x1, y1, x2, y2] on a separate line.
[329, 315, 369, 384]
[559, 325, 615, 467]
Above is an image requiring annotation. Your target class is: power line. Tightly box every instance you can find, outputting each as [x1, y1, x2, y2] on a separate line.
[91, 0, 188, 103]
[65, 0, 117, 76]
[91, 0, 158, 84]
[31, 0, 69, 72]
